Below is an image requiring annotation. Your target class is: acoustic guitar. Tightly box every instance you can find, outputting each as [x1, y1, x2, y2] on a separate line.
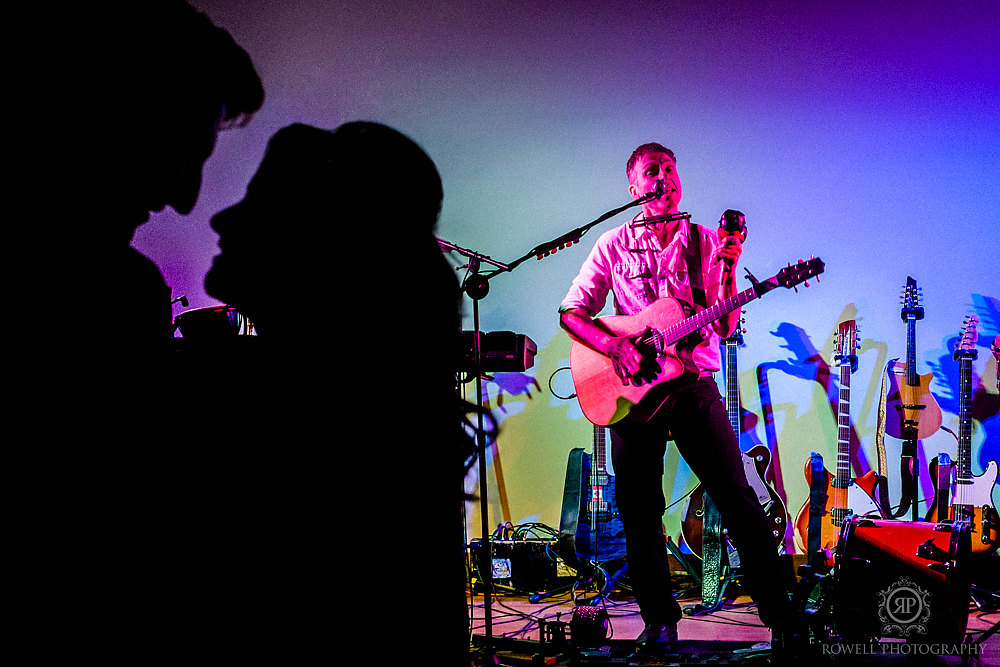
[569, 258, 824, 426]
[794, 319, 883, 565]
[885, 276, 942, 439]
[926, 315, 999, 553]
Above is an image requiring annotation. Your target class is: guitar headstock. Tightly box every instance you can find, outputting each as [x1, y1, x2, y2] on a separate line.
[774, 257, 824, 290]
[900, 276, 924, 321]
[835, 319, 860, 371]
[953, 315, 979, 361]
[724, 315, 747, 345]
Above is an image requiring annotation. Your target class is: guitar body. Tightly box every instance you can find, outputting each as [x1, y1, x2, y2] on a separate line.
[793, 463, 882, 566]
[569, 297, 701, 426]
[681, 446, 787, 557]
[885, 359, 943, 439]
[928, 459, 1000, 554]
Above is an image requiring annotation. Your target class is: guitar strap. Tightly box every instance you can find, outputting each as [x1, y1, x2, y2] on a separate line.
[875, 362, 892, 515]
[875, 359, 914, 518]
[685, 219, 707, 310]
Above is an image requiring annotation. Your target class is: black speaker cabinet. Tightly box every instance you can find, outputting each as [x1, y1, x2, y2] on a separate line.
[469, 539, 574, 593]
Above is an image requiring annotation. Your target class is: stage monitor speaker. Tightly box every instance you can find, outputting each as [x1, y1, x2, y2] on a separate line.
[834, 517, 971, 645]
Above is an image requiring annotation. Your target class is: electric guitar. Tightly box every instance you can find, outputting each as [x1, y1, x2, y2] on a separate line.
[557, 423, 628, 569]
[794, 319, 883, 565]
[926, 316, 999, 553]
[569, 258, 825, 426]
[885, 277, 942, 439]
[681, 327, 788, 557]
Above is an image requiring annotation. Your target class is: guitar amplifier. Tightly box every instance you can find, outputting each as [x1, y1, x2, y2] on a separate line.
[469, 539, 575, 593]
[460, 331, 537, 372]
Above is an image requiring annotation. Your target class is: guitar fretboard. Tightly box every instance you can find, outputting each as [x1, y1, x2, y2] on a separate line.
[835, 354, 853, 489]
[642, 282, 772, 352]
[956, 347, 977, 486]
[725, 338, 740, 435]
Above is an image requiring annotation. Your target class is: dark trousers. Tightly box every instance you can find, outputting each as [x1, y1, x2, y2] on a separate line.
[610, 377, 792, 628]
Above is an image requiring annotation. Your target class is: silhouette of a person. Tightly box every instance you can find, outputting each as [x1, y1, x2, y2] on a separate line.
[6, 3, 265, 658]
[202, 121, 473, 663]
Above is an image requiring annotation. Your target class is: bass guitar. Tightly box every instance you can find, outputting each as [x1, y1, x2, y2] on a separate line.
[926, 315, 999, 553]
[569, 258, 825, 426]
[682, 326, 788, 557]
[885, 276, 942, 439]
[557, 424, 628, 569]
[794, 319, 883, 565]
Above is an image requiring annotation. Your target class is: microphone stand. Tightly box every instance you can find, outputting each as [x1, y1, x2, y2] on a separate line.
[437, 238, 507, 661]
[489, 190, 658, 277]
[437, 190, 654, 660]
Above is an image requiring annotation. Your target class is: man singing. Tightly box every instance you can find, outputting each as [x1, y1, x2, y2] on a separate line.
[559, 143, 795, 655]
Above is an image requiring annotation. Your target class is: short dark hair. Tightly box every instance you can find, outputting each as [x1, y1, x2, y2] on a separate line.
[626, 143, 676, 181]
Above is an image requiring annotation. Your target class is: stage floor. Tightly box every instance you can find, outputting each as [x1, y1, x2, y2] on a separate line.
[469, 587, 999, 666]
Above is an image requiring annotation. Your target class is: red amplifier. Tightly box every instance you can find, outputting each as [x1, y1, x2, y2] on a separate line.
[833, 517, 970, 645]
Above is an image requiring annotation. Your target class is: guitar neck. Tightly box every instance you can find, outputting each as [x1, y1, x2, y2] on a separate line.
[956, 353, 976, 485]
[835, 356, 853, 487]
[905, 315, 919, 386]
[662, 283, 764, 346]
[725, 338, 740, 435]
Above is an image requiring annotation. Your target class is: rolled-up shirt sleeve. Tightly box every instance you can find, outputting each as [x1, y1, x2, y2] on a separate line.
[559, 229, 615, 317]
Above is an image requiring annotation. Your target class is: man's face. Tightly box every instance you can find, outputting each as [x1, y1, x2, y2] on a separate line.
[628, 151, 682, 216]
[106, 104, 225, 240]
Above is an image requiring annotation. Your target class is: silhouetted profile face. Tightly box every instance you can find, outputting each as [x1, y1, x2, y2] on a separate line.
[111, 105, 226, 236]
[205, 121, 445, 334]
[10, 3, 264, 245]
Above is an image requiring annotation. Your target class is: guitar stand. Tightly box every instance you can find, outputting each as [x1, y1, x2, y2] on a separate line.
[571, 560, 630, 606]
[900, 429, 920, 522]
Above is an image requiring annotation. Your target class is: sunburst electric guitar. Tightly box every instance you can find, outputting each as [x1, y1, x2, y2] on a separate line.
[794, 319, 883, 565]
[569, 258, 825, 427]
[926, 316, 999, 553]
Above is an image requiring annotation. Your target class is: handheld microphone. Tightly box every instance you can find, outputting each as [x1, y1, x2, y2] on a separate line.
[718, 209, 746, 241]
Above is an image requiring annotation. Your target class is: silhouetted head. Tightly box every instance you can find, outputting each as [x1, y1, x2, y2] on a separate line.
[205, 121, 445, 334]
[11, 1, 264, 243]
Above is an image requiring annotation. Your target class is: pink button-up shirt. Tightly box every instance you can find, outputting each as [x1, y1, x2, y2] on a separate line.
[560, 217, 731, 371]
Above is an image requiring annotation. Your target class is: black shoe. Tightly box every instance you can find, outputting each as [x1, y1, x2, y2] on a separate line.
[636, 623, 678, 655]
[770, 621, 809, 657]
